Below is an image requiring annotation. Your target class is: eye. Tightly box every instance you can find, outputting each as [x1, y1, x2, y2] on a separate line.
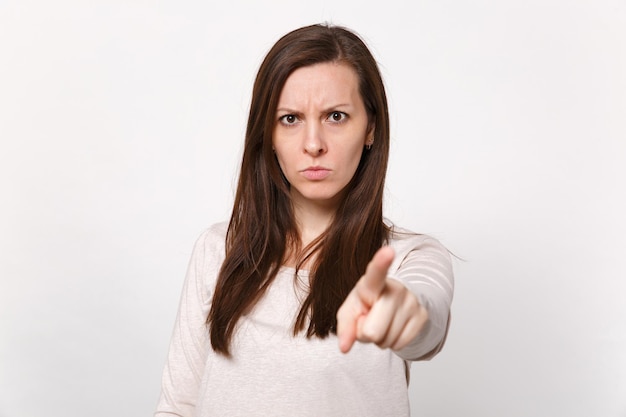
[327, 111, 347, 123]
[279, 114, 299, 125]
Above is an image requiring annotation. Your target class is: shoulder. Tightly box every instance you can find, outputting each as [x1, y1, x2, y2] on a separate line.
[384, 221, 451, 275]
[385, 221, 448, 254]
[196, 221, 228, 251]
[187, 221, 229, 282]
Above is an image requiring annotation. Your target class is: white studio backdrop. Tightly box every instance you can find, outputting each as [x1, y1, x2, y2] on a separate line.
[1, 1, 624, 416]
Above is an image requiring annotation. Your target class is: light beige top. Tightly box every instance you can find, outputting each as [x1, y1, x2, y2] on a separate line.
[155, 221, 454, 417]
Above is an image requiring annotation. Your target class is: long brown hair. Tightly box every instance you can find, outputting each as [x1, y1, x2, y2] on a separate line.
[208, 24, 391, 356]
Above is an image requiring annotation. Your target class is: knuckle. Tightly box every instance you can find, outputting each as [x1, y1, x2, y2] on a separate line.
[392, 337, 408, 351]
[378, 339, 391, 349]
[361, 324, 384, 343]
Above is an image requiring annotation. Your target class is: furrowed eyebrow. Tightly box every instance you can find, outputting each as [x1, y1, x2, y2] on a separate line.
[276, 104, 351, 114]
[322, 104, 351, 113]
[276, 108, 302, 115]
[275, 111, 302, 126]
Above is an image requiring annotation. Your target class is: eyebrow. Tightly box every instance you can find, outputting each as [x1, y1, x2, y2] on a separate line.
[276, 104, 352, 114]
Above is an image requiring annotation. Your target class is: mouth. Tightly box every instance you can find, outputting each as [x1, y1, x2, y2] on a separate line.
[301, 166, 331, 180]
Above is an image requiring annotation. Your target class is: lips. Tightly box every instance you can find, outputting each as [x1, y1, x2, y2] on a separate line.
[301, 166, 331, 180]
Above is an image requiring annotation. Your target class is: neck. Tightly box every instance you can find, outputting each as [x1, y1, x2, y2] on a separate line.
[282, 194, 338, 268]
[291, 196, 338, 246]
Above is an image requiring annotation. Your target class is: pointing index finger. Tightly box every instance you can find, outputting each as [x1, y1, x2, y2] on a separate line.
[355, 246, 395, 305]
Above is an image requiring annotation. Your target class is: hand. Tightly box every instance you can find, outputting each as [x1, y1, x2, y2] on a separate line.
[336, 246, 428, 353]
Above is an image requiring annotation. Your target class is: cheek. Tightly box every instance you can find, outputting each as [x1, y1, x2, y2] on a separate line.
[347, 139, 366, 165]
[272, 148, 291, 179]
[349, 151, 364, 173]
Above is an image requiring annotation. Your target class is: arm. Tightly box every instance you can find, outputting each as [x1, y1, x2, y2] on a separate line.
[155, 229, 216, 417]
[336, 236, 454, 361]
[389, 237, 454, 361]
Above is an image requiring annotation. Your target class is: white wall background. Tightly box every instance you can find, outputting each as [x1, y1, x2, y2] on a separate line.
[1, 1, 624, 416]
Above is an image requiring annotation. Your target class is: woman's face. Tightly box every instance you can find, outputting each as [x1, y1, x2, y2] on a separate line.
[272, 62, 373, 212]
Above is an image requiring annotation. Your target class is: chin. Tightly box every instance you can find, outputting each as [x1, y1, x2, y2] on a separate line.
[299, 191, 344, 207]
[290, 183, 348, 208]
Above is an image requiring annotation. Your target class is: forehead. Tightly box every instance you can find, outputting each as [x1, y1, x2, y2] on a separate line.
[277, 62, 361, 106]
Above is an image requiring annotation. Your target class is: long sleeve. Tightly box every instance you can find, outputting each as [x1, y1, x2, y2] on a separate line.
[387, 232, 454, 361]
[155, 224, 226, 417]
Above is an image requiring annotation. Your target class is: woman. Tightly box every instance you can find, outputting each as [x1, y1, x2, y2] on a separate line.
[155, 24, 454, 417]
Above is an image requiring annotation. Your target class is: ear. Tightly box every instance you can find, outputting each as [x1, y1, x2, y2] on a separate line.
[365, 123, 375, 146]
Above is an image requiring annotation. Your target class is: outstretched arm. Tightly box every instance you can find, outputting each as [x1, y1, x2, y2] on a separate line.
[336, 238, 453, 360]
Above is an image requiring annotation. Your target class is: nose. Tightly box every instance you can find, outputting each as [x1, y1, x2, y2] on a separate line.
[304, 122, 327, 156]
